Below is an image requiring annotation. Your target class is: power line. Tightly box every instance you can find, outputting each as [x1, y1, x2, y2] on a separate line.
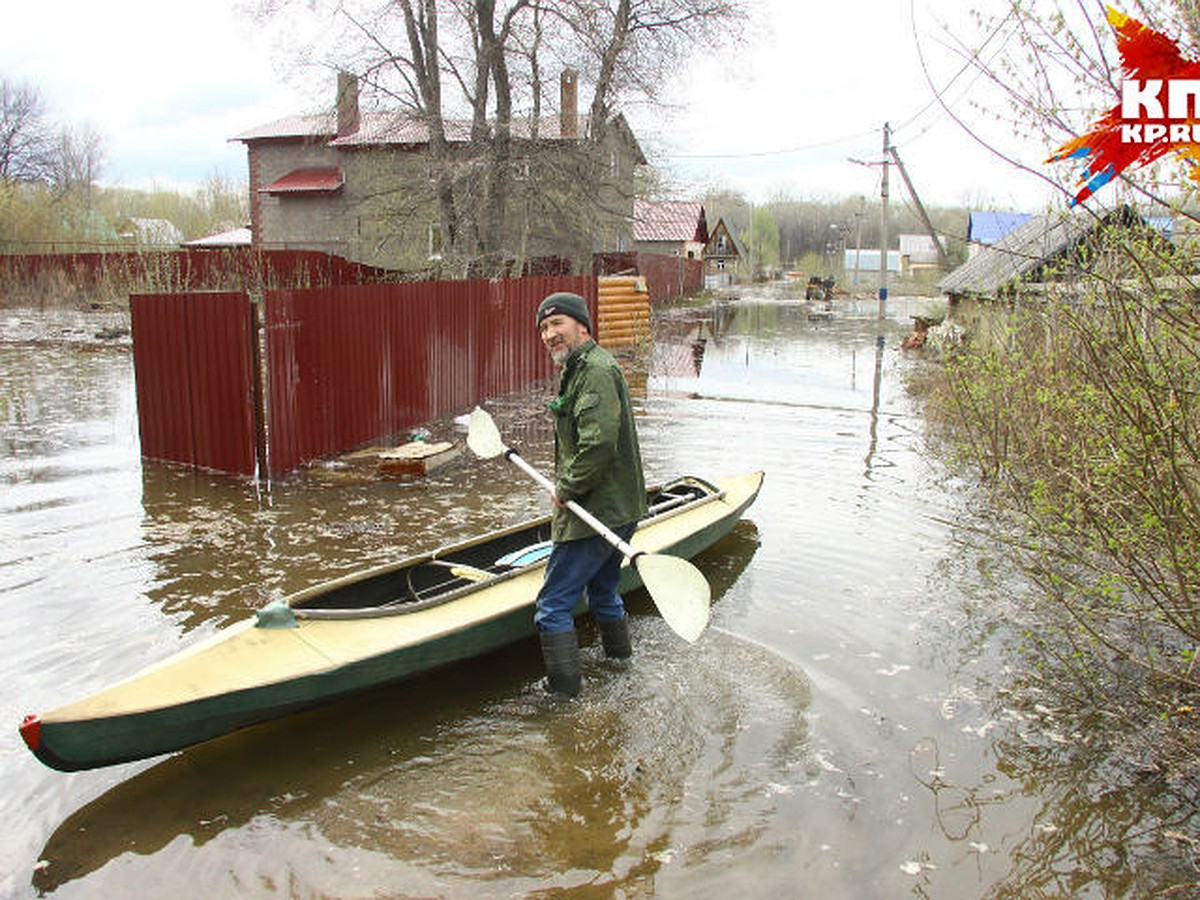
[654, 7, 1016, 166]
[661, 126, 881, 161]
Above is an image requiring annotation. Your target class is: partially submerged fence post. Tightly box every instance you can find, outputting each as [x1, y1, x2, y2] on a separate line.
[249, 290, 269, 479]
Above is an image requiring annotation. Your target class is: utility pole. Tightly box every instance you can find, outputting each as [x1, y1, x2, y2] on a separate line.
[867, 124, 889, 472]
[879, 122, 890, 319]
[746, 199, 755, 283]
[888, 143, 950, 268]
[853, 197, 864, 286]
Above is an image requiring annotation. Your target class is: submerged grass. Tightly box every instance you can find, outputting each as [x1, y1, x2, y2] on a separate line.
[907, 273, 1200, 894]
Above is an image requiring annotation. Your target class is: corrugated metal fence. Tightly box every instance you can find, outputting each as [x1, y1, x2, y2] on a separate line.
[130, 291, 259, 475]
[131, 276, 596, 477]
[1, 248, 393, 292]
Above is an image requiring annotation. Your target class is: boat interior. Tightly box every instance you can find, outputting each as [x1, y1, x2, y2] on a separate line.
[290, 477, 721, 617]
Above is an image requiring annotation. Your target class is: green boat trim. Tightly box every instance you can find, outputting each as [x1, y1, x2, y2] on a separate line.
[20, 472, 763, 772]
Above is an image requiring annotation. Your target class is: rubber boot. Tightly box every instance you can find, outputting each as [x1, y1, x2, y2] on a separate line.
[596, 615, 632, 661]
[539, 630, 581, 699]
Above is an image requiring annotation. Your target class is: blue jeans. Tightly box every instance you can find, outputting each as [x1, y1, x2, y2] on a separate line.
[534, 524, 636, 634]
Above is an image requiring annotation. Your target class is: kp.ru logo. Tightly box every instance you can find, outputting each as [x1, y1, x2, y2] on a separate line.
[1049, 6, 1200, 203]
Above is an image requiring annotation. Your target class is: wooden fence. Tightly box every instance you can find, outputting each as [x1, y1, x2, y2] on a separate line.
[596, 275, 651, 347]
[595, 252, 703, 304]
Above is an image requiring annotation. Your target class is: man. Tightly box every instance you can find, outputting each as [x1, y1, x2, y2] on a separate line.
[533, 291, 647, 698]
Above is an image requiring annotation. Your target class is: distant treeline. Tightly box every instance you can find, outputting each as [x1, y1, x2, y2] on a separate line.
[698, 187, 975, 273]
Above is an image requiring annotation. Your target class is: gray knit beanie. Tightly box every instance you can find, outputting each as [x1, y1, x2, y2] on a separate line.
[536, 292, 591, 331]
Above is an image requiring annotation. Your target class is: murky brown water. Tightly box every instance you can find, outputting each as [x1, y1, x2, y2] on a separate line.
[0, 290, 1178, 897]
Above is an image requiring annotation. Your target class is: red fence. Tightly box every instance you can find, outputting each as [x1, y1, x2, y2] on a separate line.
[263, 276, 594, 474]
[5, 248, 702, 295]
[130, 292, 259, 475]
[131, 276, 596, 477]
[0, 248, 393, 292]
[125, 250, 699, 477]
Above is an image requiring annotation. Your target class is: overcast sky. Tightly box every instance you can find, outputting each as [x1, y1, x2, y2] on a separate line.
[1, 1, 1083, 211]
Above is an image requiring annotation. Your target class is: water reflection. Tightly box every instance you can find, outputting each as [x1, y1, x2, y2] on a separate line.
[36, 621, 807, 897]
[981, 640, 1200, 897]
[133, 410, 557, 635]
[913, 504, 1200, 899]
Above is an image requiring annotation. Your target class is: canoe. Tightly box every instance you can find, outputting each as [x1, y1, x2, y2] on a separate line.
[21, 471, 764, 772]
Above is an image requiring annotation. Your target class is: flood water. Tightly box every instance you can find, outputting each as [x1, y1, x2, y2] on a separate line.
[0, 289, 1174, 898]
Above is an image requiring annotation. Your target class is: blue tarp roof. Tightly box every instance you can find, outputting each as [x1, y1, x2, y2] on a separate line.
[968, 211, 1033, 245]
[942, 205, 1174, 298]
[1147, 215, 1174, 239]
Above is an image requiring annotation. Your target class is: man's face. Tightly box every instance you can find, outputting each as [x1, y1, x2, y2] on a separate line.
[539, 314, 590, 365]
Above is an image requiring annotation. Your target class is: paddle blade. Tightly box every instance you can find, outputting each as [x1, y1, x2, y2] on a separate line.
[633, 553, 711, 643]
[466, 406, 507, 459]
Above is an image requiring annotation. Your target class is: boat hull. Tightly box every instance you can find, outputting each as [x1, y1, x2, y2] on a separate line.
[21, 472, 763, 771]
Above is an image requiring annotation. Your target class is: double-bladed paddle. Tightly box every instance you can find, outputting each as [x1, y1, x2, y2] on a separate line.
[466, 406, 711, 642]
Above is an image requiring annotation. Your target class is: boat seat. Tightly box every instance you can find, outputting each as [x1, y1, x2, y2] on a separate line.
[496, 541, 552, 568]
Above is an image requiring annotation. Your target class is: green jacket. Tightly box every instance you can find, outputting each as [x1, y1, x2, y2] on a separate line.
[550, 340, 647, 542]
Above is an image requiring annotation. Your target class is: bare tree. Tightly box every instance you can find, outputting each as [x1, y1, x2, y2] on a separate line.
[263, 0, 744, 274]
[0, 78, 53, 183]
[917, 0, 1200, 807]
[50, 122, 106, 193]
[199, 168, 249, 232]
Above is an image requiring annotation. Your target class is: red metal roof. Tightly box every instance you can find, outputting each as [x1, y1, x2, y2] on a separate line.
[329, 112, 578, 146]
[235, 110, 644, 164]
[233, 114, 337, 142]
[633, 200, 708, 243]
[259, 168, 344, 195]
[331, 113, 474, 146]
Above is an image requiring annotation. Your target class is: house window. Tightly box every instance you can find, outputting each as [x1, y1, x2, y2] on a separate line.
[717, 235, 727, 253]
[429, 224, 444, 259]
[717, 259, 726, 271]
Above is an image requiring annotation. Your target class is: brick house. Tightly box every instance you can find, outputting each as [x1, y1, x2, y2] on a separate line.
[234, 71, 646, 272]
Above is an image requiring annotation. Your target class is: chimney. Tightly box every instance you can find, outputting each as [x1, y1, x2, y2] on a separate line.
[560, 68, 578, 139]
[337, 71, 360, 137]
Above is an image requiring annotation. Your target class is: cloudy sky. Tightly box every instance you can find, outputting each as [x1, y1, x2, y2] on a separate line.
[1, 0, 1096, 210]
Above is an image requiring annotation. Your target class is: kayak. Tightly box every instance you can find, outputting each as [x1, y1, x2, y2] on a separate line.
[21, 471, 763, 771]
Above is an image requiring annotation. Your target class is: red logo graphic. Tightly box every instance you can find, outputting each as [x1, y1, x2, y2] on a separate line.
[1048, 7, 1200, 204]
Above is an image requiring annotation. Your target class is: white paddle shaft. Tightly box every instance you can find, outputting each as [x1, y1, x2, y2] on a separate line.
[465, 405, 710, 641]
[505, 450, 639, 559]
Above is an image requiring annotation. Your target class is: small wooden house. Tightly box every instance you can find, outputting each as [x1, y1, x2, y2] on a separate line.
[939, 205, 1172, 302]
[702, 217, 745, 287]
[898, 233, 942, 275]
[965, 211, 1033, 258]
